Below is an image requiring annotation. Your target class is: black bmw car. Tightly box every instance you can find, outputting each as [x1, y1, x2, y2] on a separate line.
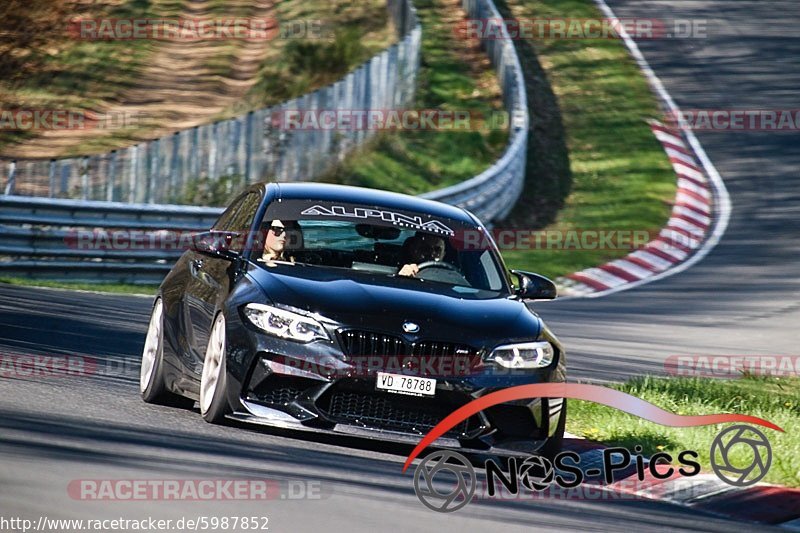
[140, 182, 567, 456]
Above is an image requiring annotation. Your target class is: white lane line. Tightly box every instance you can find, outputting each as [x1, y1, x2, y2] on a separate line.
[586, 0, 732, 298]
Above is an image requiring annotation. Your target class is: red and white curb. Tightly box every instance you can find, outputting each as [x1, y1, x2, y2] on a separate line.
[563, 434, 800, 527]
[555, 0, 732, 299]
[558, 121, 712, 297]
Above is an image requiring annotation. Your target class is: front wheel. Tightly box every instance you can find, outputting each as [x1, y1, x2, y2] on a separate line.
[200, 312, 231, 423]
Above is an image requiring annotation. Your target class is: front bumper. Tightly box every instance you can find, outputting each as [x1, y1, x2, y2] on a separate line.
[224, 309, 566, 455]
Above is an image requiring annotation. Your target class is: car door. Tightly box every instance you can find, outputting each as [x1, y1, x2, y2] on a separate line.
[180, 191, 262, 387]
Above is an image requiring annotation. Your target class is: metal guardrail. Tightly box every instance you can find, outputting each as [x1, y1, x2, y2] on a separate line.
[0, 196, 222, 283]
[0, 0, 529, 283]
[0, 195, 221, 230]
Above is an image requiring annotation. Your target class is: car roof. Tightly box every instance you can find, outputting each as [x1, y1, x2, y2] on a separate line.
[251, 182, 478, 226]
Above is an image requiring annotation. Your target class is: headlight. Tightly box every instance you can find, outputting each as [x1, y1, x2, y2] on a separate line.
[486, 341, 554, 369]
[243, 303, 330, 343]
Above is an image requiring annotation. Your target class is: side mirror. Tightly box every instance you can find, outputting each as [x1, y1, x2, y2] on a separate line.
[510, 270, 557, 300]
[191, 230, 241, 260]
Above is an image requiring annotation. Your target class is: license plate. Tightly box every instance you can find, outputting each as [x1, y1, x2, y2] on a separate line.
[376, 372, 436, 397]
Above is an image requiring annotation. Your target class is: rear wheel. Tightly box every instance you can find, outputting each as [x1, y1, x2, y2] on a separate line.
[200, 313, 231, 423]
[140, 298, 192, 407]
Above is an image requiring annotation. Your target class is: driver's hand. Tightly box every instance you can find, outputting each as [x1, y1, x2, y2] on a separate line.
[398, 263, 419, 277]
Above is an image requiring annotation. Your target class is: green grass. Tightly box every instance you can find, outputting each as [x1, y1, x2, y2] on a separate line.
[497, 0, 676, 279]
[0, 277, 158, 296]
[241, 1, 394, 111]
[567, 375, 800, 487]
[319, 0, 509, 194]
[0, 0, 394, 157]
[0, 0, 159, 150]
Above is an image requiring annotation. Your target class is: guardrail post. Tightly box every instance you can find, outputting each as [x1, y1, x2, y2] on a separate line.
[209, 122, 218, 180]
[217, 121, 225, 179]
[190, 127, 199, 182]
[170, 132, 179, 202]
[254, 108, 267, 181]
[108, 151, 117, 202]
[147, 139, 158, 204]
[60, 161, 70, 196]
[232, 118, 242, 177]
[81, 157, 89, 200]
[244, 112, 254, 184]
[4, 161, 16, 195]
[129, 145, 138, 203]
[48, 160, 56, 198]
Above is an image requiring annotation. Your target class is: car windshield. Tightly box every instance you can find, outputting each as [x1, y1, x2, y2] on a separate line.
[254, 201, 507, 292]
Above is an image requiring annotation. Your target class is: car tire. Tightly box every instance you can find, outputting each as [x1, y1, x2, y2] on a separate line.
[540, 399, 567, 460]
[200, 312, 231, 424]
[140, 298, 193, 407]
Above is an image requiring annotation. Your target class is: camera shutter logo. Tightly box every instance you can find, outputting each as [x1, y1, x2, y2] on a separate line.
[518, 456, 555, 491]
[710, 424, 772, 487]
[413, 451, 475, 513]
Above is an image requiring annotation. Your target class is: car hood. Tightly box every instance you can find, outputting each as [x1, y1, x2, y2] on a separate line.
[247, 265, 542, 343]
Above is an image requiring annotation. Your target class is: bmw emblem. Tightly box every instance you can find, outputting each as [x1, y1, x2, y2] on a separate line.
[403, 322, 420, 333]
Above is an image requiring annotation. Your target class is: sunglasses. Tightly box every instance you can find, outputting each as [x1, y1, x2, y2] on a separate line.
[268, 225, 286, 237]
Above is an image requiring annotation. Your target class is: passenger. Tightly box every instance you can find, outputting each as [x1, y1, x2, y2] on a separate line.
[260, 220, 301, 264]
[398, 233, 446, 277]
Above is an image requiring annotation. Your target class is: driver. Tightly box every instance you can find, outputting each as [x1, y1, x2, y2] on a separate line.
[398, 232, 446, 277]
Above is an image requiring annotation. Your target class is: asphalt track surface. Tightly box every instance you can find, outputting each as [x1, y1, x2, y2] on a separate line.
[1, 1, 797, 531]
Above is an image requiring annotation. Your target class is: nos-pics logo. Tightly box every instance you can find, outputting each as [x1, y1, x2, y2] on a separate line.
[402, 384, 782, 514]
[413, 424, 773, 513]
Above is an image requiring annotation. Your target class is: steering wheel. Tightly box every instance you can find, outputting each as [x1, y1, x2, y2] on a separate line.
[297, 250, 324, 265]
[416, 260, 459, 272]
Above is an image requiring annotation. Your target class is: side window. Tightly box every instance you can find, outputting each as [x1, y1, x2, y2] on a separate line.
[226, 192, 262, 252]
[479, 250, 503, 291]
[212, 193, 248, 231]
